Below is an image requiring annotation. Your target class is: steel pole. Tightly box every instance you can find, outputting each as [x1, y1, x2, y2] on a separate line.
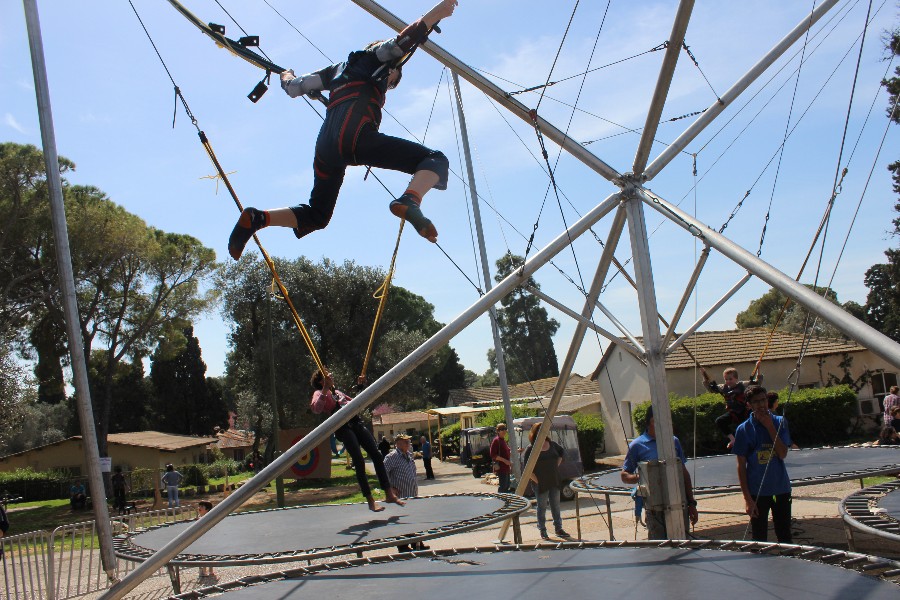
[524, 285, 645, 362]
[639, 189, 900, 366]
[624, 197, 686, 539]
[633, 0, 695, 176]
[451, 72, 520, 474]
[267, 290, 285, 508]
[644, 0, 840, 180]
[667, 273, 752, 356]
[22, 0, 116, 576]
[662, 246, 710, 348]
[498, 203, 627, 541]
[103, 192, 623, 599]
[350, 0, 622, 183]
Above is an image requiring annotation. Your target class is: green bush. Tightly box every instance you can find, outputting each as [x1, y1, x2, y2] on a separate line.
[183, 464, 208, 487]
[438, 421, 461, 456]
[203, 459, 242, 479]
[632, 384, 859, 456]
[572, 413, 605, 467]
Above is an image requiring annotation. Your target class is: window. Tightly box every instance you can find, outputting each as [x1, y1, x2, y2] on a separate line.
[234, 449, 245, 462]
[798, 382, 818, 390]
[872, 371, 898, 412]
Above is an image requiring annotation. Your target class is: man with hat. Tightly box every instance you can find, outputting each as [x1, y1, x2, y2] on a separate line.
[384, 433, 428, 550]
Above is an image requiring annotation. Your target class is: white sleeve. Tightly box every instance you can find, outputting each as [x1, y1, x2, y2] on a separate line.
[373, 40, 405, 63]
[281, 73, 325, 98]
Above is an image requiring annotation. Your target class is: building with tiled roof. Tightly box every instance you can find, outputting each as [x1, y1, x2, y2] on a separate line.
[0, 431, 217, 474]
[371, 411, 437, 443]
[591, 328, 898, 454]
[213, 429, 256, 463]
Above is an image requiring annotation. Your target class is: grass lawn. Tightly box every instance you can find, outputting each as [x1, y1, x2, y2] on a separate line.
[5, 461, 376, 535]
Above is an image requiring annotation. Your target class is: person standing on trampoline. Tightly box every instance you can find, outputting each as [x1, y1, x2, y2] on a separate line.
[733, 385, 793, 543]
[620, 406, 699, 540]
[227, 0, 458, 260]
[702, 363, 762, 449]
[310, 369, 405, 512]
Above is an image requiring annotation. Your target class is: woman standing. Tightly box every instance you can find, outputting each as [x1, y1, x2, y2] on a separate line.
[523, 423, 571, 540]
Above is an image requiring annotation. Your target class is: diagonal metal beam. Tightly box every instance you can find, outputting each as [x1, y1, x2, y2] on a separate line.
[498, 202, 628, 541]
[644, 0, 841, 180]
[350, 0, 622, 183]
[639, 189, 900, 366]
[667, 272, 752, 356]
[103, 193, 624, 599]
[661, 245, 710, 349]
[525, 284, 646, 363]
[633, 0, 695, 177]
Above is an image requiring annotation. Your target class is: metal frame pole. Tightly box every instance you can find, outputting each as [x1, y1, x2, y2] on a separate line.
[498, 203, 628, 541]
[639, 189, 900, 366]
[524, 285, 645, 362]
[450, 72, 520, 474]
[103, 192, 624, 599]
[592, 298, 646, 354]
[667, 273, 752, 356]
[22, 0, 116, 576]
[624, 196, 686, 538]
[350, 0, 622, 183]
[632, 0, 695, 176]
[644, 0, 841, 180]
[661, 246, 710, 349]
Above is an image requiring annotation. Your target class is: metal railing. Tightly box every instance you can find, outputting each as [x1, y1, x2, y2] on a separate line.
[2, 530, 50, 600]
[1, 506, 196, 600]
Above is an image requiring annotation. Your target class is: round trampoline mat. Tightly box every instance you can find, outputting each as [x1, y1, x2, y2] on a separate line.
[168, 543, 900, 599]
[840, 479, 900, 543]
[574, 446, 900, 495]
[116, 493, 528, 565]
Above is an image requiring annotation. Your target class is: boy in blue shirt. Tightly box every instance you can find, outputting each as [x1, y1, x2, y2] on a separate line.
[733, 385, 793, 543]
[621, 407, 698, 539]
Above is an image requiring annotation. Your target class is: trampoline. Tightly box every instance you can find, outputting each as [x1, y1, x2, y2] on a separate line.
[115, 493, 528, 593]
[165, 542, 900, 599]
[840, 478, 900, 551]
[571, 446, 900, 538]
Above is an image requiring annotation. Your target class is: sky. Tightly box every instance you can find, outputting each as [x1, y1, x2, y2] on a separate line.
[2, 0, 898, 389]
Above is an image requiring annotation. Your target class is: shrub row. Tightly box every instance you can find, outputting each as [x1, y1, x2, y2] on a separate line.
[631, 384, 858, 456]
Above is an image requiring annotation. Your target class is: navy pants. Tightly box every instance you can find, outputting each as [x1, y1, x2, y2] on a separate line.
[291, 119, 448, 238]
[750, 493, 792, 543]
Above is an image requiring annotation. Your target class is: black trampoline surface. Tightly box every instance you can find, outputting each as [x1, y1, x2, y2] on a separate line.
[840, 479, 900, 542]
[116, 493, 528, 565]
[169, 544, 900, 599]
[574, 446, 900, 495]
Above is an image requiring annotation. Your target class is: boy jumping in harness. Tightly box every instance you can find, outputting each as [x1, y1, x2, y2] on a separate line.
[228, 0, 458, 260]
[701, 362, 763, 449]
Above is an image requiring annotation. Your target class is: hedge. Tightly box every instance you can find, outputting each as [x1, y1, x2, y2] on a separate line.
[632, 384, 858, 456]
[572, 413, 605, 467]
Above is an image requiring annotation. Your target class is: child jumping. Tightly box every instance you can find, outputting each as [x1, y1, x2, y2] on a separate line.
[702, 362, 763, 449]
[228, 0, 459, 260]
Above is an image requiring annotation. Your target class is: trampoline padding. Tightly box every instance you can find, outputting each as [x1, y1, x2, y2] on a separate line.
[180, 546, 900, 599]
[880, 485, 900, 522]
[123, 494, 517, 562]
[578, 446, 900, 495]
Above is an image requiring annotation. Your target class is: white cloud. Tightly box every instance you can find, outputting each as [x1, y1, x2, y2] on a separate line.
[4, 113, 27, 134]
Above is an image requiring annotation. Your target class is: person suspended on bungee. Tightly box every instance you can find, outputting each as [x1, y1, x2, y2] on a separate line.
[228, 0, 458, 260]
[309, 369, 405, 512]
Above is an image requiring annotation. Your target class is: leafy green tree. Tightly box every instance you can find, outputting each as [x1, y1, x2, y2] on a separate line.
[0, 143, 218, 457]
[0, 336, 32, 453]
[150, 325, 226, 435]
[735, 285, 850, 339]
[220, 256, 463, 424]
[489, 252, 559, 384]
